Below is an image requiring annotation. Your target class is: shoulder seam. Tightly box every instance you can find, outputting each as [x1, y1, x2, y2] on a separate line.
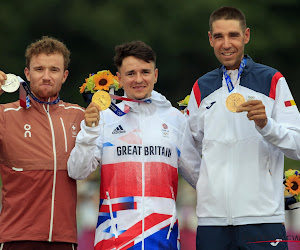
[4, 107, 22, 112]
[58, 104, 85, 112]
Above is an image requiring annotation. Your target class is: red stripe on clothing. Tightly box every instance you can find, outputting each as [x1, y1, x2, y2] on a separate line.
[144, 213, 172, 231]
[119, 241, 135, 250]
[269, 72, 283, 100]
[100, 162, 178, 200]
[192, 81, 201, 108]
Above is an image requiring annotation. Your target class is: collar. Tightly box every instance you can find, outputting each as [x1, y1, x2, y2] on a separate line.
[23, 95, 62, 113]
[218, 55, 254, 77]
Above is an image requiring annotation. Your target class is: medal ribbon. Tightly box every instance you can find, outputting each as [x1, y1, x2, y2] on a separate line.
[222, 57, 247, 93]
[109, 94, 152, 104]
[86, 92, 151, 117]
[108, 95, 151, 116]
[109, 102, 128, 116]
[18, 77, 60, 108]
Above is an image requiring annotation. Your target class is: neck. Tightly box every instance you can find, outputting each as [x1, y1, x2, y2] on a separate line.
[225, 56, 246, 71]
[32, 92, 59, 103]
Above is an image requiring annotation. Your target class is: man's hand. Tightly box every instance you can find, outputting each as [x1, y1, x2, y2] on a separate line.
[236, 100, 268, 129]
[85, 102, 101, 127]
[0, 71, 7, 95]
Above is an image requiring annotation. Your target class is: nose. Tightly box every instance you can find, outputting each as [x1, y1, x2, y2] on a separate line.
[43, 69, 51, 79]
[223, 37, 231, 49]
[136, 73, 143, 83]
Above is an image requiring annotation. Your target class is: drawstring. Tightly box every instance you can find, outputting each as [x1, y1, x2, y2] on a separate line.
[166, 187, 176, 239]
[106, 191, 118, 238]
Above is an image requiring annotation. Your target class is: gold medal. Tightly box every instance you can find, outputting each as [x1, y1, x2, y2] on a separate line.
[226, 93, 245, 112]
[92, 90, 111, 110]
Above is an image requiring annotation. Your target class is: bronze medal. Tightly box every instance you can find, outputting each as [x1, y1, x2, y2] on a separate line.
[226, 93, 245, 112]
[92, 90, 111, 110]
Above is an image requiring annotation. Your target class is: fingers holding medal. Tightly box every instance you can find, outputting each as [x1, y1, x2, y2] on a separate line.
[236, 98, 268, 128]
[85, 91, 112, 127]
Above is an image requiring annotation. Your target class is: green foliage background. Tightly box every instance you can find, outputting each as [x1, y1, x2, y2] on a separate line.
[0, 0, 299, 173]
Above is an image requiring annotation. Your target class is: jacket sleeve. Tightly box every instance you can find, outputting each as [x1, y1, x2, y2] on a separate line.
[178, 114, 201, 189]
[186, 82, 204, 156]
[67, 120, 103, 180]
[257, 77, 300, 160]
[0, 105, 4, 142]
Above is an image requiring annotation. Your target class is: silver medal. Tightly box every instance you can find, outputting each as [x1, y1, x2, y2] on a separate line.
[2, 73, 20, 93]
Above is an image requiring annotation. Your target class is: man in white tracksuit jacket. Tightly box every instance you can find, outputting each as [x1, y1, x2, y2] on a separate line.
[68, 41, 201, 250]
[187, 6, 300, 250]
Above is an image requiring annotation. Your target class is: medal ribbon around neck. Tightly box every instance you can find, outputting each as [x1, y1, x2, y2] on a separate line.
[222, 57, 247, 93]
[109, 95, 151, 116]
[18, 76, 60, 108]
[109, 94, 151, 104]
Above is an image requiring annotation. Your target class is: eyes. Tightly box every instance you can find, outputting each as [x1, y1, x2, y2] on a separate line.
[34, 67, 60, 72]
[213, 32, 241, 40]
[126, 70, 151, 77]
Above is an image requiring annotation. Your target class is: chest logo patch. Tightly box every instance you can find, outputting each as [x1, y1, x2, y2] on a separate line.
[24, 124, 31, 138]
[206, 101, 216, 109]
[70, 123, 78, 137]
[161, 123, 169, 138]
[112, 125, 126, 134]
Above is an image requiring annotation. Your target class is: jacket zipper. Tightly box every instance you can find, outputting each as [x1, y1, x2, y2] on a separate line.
[139, 109, 145, 250]
[43, 104, 57, 241]
[227, 113, 234, 225]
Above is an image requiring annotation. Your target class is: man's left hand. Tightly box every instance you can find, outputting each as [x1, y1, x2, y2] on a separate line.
[237, 100, 267, 129]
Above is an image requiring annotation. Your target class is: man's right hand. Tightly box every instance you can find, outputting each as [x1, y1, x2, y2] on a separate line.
[85, 102, 101, 127]
[0, 71, 7, 95]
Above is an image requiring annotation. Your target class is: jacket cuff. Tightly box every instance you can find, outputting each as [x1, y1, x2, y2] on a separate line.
[256, 117, 273, 136]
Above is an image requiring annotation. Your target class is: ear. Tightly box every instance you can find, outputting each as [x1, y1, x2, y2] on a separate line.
[116, 72, 121, 83]
[154, 68, 158, 84]
[62, 70, 69, 84]
[24, 68, 30, 82]
[208, 31, 214, 47]
[244, 28, 250, 44]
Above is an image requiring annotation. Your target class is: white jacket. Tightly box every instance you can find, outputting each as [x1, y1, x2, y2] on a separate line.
[68, 90, 200, 249]
[187, 56, 300, 226]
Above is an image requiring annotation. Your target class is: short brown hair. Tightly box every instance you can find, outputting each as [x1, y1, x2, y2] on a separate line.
[113, 40, 156, 69]
[25, 36, 70, 70]
[209, 6, 247, 33]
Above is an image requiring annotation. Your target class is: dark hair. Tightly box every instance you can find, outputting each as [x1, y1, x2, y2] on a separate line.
[25, 36, 70, 70]
[113, 40, 156, 69]
[209, 6, 247, 32]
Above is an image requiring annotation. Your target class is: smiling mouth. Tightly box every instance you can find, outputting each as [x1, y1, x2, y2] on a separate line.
[222, 52, 235, 56]
[133, 86, 146, 90]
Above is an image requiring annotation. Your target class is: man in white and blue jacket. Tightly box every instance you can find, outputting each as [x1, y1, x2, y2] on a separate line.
[187, 6, 300, 250]
[68, 40, 201, 250]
